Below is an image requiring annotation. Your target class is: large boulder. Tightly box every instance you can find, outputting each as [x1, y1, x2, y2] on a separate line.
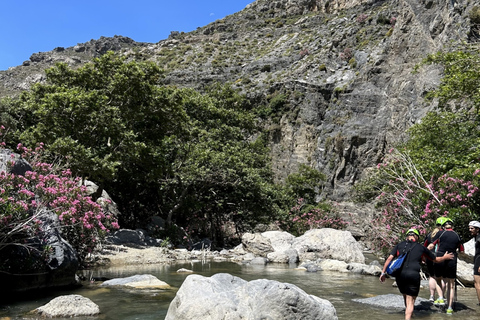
[33, 294, 99, 317]
[457, 259, 474, 287]
[166, 273, 337, 320]
[241, 232, 274, 256]
[292, 228, 365, 263]
[105, 229, 163, 246]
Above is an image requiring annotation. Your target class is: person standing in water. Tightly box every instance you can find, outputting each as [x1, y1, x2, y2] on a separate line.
[423, 217, 446, 302]
[380, 228, 454, 320]
[430, 218, 464, 314]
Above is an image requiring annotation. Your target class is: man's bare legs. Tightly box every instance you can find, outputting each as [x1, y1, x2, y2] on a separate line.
[474, 275, 480, 305]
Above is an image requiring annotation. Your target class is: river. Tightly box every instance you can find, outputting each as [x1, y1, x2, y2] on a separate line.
[1, 259, 479, 319]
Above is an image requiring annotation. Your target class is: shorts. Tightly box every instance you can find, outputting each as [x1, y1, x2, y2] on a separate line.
[474, 258, 480, 276]
[397, 271, 421, 296]
[426, 259, 435, 277]
[434, 259, 457, 279]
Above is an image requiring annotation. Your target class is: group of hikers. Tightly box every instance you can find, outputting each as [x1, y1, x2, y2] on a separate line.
[379, 218, 480, 319]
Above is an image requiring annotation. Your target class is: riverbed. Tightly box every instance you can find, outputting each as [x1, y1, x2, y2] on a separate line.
[1, 259, 479, 320]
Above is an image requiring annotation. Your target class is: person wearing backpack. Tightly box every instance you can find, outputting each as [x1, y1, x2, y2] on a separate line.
[429, 218, 464, 314]
[380, 228, 454, 320]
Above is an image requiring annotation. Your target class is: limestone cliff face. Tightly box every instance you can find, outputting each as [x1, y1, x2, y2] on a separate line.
[0, 0, 476, 202]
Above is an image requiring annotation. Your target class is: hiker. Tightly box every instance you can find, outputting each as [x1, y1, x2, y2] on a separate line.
[429, 218, 464, 314]
[423, 217, 446, 302]
[380, 228, 454, 320]
[468, 220, 480, 306]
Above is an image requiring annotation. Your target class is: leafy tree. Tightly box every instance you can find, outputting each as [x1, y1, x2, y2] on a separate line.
[158, 85, 283, 245]
[405, 111, 480, 179]
[4, 52, 188, 227]
[285, 164, 326, 204]
[1, 53, 291, 246]
[422, 50, 480, 112]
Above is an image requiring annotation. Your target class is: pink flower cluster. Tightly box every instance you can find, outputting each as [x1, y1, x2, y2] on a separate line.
[370, 148, 480, 253]
[0, 142, 119, 262]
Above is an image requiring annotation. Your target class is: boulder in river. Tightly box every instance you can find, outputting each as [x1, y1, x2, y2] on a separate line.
[166, 273, 338, 320]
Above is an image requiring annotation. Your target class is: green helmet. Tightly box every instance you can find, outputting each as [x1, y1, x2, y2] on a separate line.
[406, 228, 420, 237]
[442, 217, 453, 226]
[436, 217, 447, 226]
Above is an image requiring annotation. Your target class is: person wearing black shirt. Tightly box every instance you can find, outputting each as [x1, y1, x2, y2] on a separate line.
[380, 228, 454, 320]
[430, 218, 464, 314]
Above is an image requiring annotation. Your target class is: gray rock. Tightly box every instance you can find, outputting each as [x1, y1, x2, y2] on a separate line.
[100, 274, 170, 289]
[34, 294, 99, 317]
[353, 293, 469, 312]
[457, 259, 474, 286]
[292, 228, 365, 263]
[241, 232, 274, 256]
[106, 228, 161, 246]
[166, 273, 338, 320]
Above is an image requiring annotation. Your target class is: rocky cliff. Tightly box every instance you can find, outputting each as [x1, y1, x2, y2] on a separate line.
[0, 0, 476, 203]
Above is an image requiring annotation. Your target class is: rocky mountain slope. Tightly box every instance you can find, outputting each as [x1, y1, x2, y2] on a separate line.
[0, 0, 477, 203]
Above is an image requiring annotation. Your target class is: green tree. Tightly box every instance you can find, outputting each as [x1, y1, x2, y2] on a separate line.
[159, 84, 283, 245]
[285, 164, 326, 204]
[2, 53, 288, 246]
[5, 52, 188, 227]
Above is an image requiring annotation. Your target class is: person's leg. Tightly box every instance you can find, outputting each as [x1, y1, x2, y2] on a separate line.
[404, 295, 416, 320]
[429, 276, 436, 300]
[434, 276, 445, 304]
[474, 275, 480, 304]
[444, 278, 455, 311]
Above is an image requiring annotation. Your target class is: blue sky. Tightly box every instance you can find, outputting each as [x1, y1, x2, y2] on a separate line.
[0, 0, 253, 71]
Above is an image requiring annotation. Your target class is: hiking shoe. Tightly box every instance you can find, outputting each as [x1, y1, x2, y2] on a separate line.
[434, 298, 445, 306]
[446, 308, 453, 314]
[429, 295, 435, 302]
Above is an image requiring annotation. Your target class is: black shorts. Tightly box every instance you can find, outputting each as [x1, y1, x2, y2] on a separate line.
[426, 259, 435, 277]
[397, 271, 421, 296]
[474, 258, 480, 276]
[434, 259, 457, 279]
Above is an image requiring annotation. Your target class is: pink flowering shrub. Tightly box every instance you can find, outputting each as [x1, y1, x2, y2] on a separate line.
[282, 198, 348, 236]
[0, 139, 119, 263]
[370, 148, 480, 253]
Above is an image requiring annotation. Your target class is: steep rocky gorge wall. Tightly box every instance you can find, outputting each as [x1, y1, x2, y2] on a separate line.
[264, 0, 472, 201]
[0, 0, 476, 210]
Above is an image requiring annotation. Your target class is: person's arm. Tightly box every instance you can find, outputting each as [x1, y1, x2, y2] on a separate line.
[379, 254, 394, 283]
[433, 251, 454, 263]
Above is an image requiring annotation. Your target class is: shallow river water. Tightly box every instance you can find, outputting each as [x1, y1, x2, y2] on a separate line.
[1, 259, 479, 320]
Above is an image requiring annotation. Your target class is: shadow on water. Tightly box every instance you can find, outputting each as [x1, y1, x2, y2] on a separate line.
[1, 260, 479, 320]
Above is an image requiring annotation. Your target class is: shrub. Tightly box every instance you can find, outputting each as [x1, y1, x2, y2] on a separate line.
[469, 6, 480, 25]
[340, 48, 353, 61]
[356, 14, 368, 24]
[0, 139, 119, 263]
[282, 199, 348, 236]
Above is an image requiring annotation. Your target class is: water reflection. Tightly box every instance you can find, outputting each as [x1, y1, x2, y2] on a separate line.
[1, 260, 479, 320]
